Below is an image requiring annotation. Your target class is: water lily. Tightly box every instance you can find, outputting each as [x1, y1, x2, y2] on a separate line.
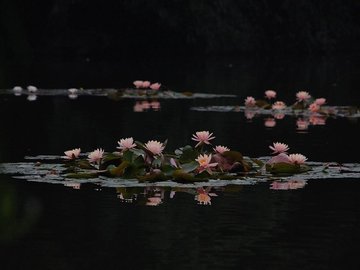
[192, 131, 215, 148]
[296, 91, 311, 102]
[309, 102, 320, 113]
[267, 153, 291, 164]
[150, 83, 161, 90]
[195, 154, 218, 174]
[214, 145, 230, 154]
[63, 148, 81, 159]
[88, 148, 104, 165]
[315, 98, 326, 106]
[265, 90, 277, 99]
[272, 101, 286, 110]
[145, 140, 165, 156]
[133, 80, 144, 88]
[27, 85, 38, 92]
[142, 81, 151, 88]
[289, 153, 307, 164]
[117, 137, 136, 151]
[269, 142, 289, 154]
[13, 86, 23, 92]
[244, 96, 256, 107]
[68, 88, 78, 94]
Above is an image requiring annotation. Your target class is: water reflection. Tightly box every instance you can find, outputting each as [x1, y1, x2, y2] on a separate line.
[27, 93, 37, 102]
[133, 100, 161, 112]
[270, 179, 307, 190]
[115, 186, 221, 206]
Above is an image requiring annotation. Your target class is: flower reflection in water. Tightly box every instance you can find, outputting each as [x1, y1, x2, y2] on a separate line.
[133, 100, 161, 112]
[309, 115, 326, 126]
[244, 108, 257, 120]
[194, 187, 218, 206]
[64, 182, 81, 190]
[27, 94, 37, 102]
[270, 179, 307, 190]
[264, 117, 276, 128]
[115, 186, 220, 206]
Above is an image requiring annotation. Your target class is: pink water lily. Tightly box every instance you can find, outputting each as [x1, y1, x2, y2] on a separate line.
[142, 81, 151, 88]
[244, 96, 256, 107]
[195, 154, 218, 174]
[192, 131, 215, 147]
[150, 83, 161, 90]
[315, 98, 326, 106]
[88, 148, 104, 165]
[117, 137, 136, 151]
[214, 145, 230, 154]
[309, 103, 320, 112]
[265, 90, 277, 99]
[289, 154, 307, 164]
[145, 140, 165, 156]
[63, 148, 81, 159]
[133, 80, 151, 88]
[27, 85, 38, 92]
[267, 153, 292, 164]
[272, 101, 286, 110]
[296, 91, 311, 102]
[133, 80, 144, 88]
[269, 142, 289, 154]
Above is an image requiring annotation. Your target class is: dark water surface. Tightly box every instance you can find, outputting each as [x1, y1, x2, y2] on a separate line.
[1, 55, 360, 269]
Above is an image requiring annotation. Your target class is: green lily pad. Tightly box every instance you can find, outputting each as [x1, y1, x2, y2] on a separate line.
[266, 162, 311, 175]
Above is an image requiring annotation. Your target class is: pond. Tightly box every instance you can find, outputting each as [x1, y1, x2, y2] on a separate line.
[1, 55, 360, 270]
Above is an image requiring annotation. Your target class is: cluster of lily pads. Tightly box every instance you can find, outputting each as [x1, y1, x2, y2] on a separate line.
[245, 90, 327, 112]
[61, 131, 310, 181]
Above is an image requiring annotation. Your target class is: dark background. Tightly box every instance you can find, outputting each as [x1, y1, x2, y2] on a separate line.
[1, 0, 360, 62]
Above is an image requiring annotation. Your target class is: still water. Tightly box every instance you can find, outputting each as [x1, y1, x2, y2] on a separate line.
[0, 55, 360, 269]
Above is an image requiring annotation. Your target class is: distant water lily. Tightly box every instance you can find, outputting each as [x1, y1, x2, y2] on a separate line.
[88, 148, 104, 165]
[244, 96, 256, 107]
[142, 81, 151, 88]
[68, 88, 78, 94]
[214, 145, 230, 154]
[13, 86, 23, 92]
[117, 137, 136, 151]
[272, 101, 286, 110]
[150, 83, 161, 90]
[267, 153, 292, 164]
[269, 142, 289, 154]
[289, 154, 307, 164]
[27, 85, 38, 92]
[192, 131, 215, 148]
[315, 98, 326, 106]
[296, 91, 311, 102]
[63, 148, 81, 159]
[265, 90, 277, 99]
[133, 80, 151, 89]
[145, 140, 165, 156]
[195, 154, 218, 174]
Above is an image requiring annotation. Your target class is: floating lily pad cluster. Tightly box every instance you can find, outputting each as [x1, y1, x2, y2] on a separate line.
[60, 132, 311, 182]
